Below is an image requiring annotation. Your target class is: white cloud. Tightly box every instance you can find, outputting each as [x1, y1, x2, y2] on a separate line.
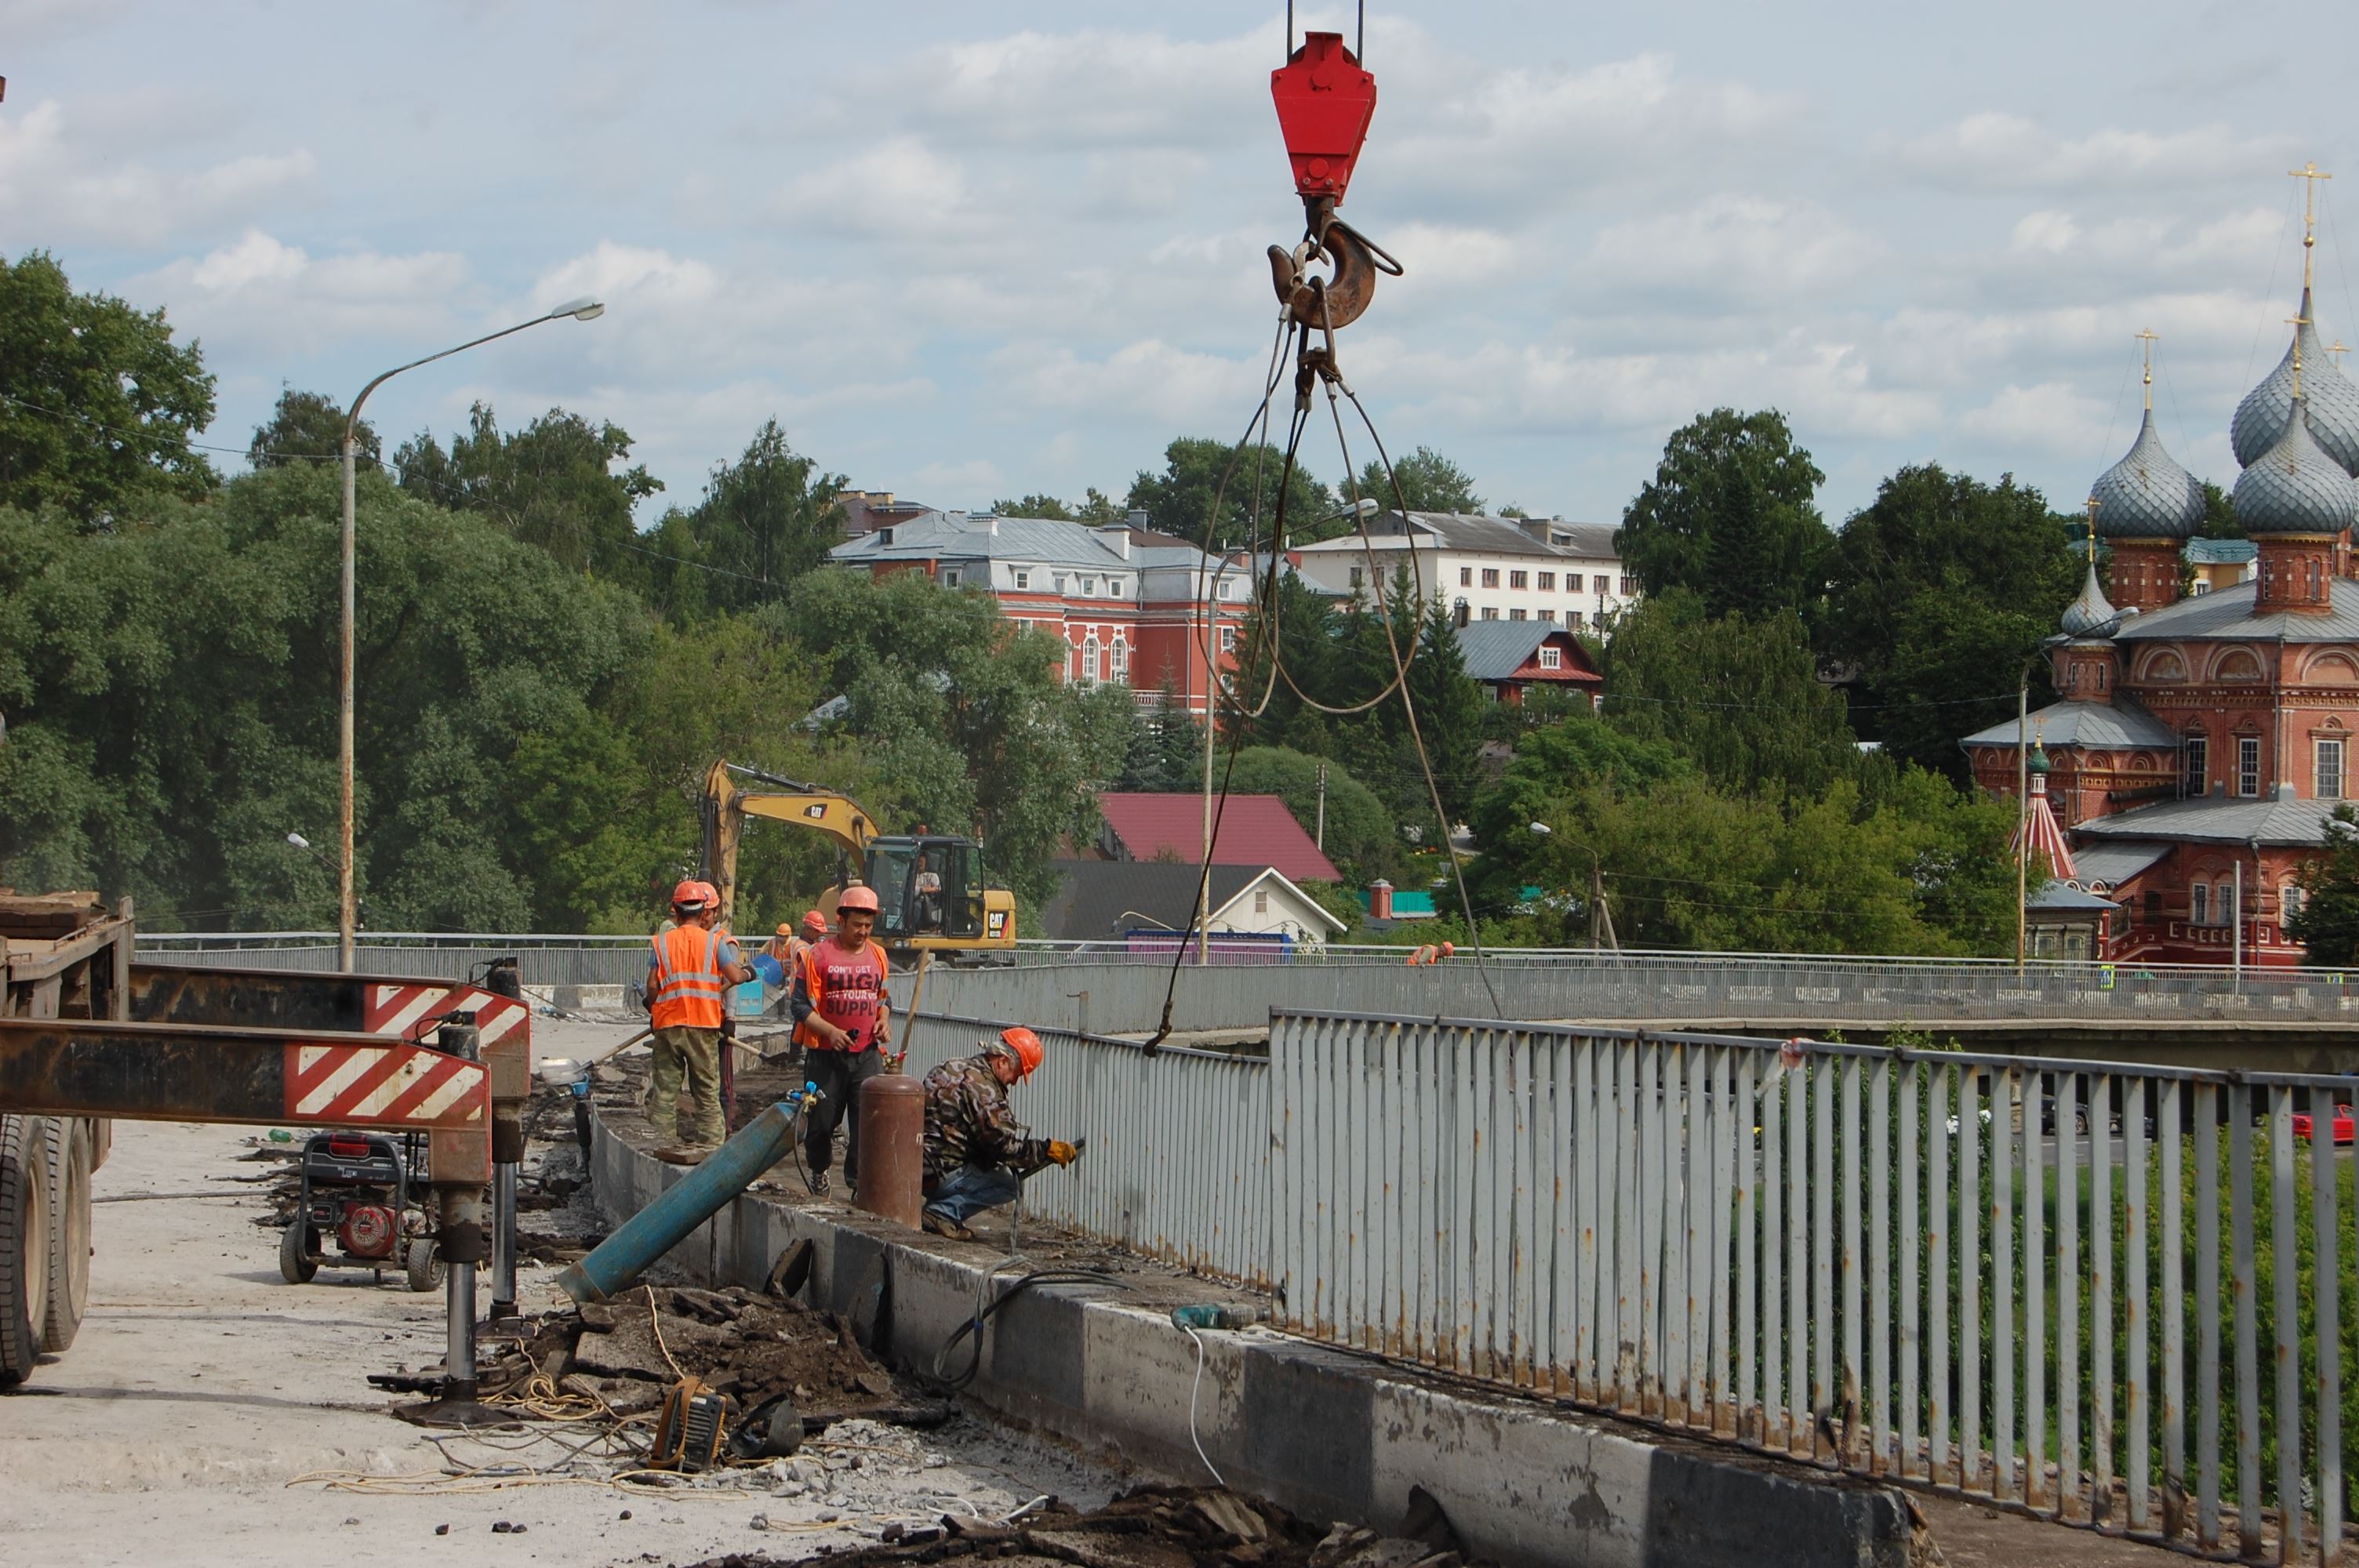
[130, 230, 470, 354]
[1895, 112, 2293, 193]
[1956, 382, 2114, 457]
[0, 99, 315, 247]
[2010, 210, 2079, 255]
[987, 338, 1274, 428]
[1586, 197, 1879, 302]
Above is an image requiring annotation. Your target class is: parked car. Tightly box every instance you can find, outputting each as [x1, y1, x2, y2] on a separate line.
[2292, 1105, 2356, 1145]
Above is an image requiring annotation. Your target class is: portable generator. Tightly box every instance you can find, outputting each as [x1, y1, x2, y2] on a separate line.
[278, 1129, 442, 1291]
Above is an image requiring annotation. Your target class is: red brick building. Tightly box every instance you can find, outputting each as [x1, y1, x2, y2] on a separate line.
[828, 510, 1251, 715]
[1961, 285, 2359, 965]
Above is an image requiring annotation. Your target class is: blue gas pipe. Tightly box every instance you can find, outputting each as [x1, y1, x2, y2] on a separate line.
[555, 1083, 820, 1305]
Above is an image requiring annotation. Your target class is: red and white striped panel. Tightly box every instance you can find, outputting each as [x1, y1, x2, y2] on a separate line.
[284, 1042, 489, 1130]
[362, 984, 529, 1050]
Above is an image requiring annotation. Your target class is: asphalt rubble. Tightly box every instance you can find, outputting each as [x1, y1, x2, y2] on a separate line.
[689, 1481, 1495, 1568]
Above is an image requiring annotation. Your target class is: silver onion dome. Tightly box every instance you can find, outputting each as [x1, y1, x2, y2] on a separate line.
[2232, 289, 2359, 477]
[2091, 409, 2204, 539]
[2059, 559, 2121, 637]
[2233, 395, 2359, 535]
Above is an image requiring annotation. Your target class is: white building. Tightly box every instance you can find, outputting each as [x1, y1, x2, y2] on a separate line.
[1290, 512, 1635, 629]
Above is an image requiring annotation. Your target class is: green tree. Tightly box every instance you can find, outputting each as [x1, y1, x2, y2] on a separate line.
[2197, 479, 2241, 540]
[1820, 463, 2080, 781]
[249, 387, 377, 472]
[992, 494, 1076, 521]
[1119, 681, 1203, 793]
[1223, 745, 1401, 884]
[1127, 436, 1332, 550]
[394, 402, 662, 580]
[0, 251, 218, 522]
[1355, 445, 1483, 515]
[2292, 805, 2359, 966]
[1615, 408, 1829, 620]
[640, 419, 846, 619]
[1601, 590, 1857, 797]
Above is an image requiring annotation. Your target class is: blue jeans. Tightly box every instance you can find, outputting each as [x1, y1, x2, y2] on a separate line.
[926, 1163, 1023, 1224]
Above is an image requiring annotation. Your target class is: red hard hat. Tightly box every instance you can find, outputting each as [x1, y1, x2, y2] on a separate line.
[837, 884, 881, 914]
[801, 909, 828, 935]
[993, 1026, 1045, 1080]
[672, 879, 710, 910]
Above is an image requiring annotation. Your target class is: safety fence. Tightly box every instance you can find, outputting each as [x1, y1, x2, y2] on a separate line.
[878, 997, 2359, 1559]
[136, 934, 2359, 1027]
[891, 1007, 1270, 1281]
[1272, 1010, 2359, 1562]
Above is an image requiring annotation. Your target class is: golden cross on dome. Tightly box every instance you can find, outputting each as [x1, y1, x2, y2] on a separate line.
[2135, 328, 2159, 412]
[2290, 311, 2310, 397]
[2084, 496, 2100, 562]
[2291, 162, 2333, 293]
[2334, 339, 2352, 367]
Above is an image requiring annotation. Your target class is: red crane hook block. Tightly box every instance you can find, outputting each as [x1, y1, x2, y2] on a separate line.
[1270, 31, 1376, 207]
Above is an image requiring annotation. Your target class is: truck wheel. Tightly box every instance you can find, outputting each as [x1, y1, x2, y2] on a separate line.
[41, 1120, 92, 1351]
[0, 1114, 54, 1385]
[405, 1237, 443, 1294]
[278, 1221, 318, 1284]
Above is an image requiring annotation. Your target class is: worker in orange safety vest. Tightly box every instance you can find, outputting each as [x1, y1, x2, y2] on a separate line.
[645, 879, 754, 1150]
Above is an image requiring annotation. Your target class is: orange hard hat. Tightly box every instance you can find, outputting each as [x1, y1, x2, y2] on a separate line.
[990, 1025, 1045, 1080]
[801, 909, 828, 935]
[671, 879, 710, 910]
[837, 884, 881, 914]
[1440, 941, 1456, 957]
[696, 880, 722, 908]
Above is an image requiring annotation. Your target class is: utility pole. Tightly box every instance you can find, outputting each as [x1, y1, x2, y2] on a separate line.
[2015, 670, 2030, 973]
[1314, 761, 1328, 852]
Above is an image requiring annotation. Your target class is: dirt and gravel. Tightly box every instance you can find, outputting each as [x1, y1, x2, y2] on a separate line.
[690, 1482, 1492, 1568]
[0, 1018, 1135, 1568]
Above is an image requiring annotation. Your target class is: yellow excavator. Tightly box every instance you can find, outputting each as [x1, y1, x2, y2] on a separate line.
[697, 760, 1016, 960]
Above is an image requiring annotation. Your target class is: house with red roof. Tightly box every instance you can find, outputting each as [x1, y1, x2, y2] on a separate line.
[1092, 793, 1342, 884]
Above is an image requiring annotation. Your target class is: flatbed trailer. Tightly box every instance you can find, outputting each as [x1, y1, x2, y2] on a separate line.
[0, 894, 504, 1412]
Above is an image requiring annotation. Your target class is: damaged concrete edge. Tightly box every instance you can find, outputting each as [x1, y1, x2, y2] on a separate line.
[587, 1111, 1924, 1568]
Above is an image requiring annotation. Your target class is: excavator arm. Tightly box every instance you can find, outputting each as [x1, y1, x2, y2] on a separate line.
[698, 760, 879, 927]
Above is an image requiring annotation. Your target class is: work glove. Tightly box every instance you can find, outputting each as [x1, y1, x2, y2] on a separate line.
[1046, 1140, 1081, 1167]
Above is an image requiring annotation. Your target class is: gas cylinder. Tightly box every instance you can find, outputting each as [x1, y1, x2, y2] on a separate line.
[854, 1073, 926, 1230]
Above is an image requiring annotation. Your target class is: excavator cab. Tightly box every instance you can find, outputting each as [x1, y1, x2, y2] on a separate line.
[701, 760, 1016, 961]
[866, 837, 985, 942]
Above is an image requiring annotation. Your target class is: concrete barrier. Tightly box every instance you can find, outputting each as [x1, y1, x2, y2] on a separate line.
[587, 1108, 1924, 1568]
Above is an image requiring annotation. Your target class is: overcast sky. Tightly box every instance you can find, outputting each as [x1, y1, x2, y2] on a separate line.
[5, 1, 2355, 530]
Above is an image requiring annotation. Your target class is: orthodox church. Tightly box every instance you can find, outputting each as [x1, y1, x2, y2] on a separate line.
[1960, 169, 2359, 966]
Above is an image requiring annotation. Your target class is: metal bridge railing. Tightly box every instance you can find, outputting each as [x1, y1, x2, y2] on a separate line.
[894, 1007, 1270, 1281]
[1272, 1008, 2359, 1560]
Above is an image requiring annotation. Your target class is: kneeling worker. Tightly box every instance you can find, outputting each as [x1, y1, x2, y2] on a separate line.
[918, 1026, 1081, 1240]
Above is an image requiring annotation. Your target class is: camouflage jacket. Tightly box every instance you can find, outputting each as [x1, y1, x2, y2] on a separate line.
[921, 1053, 1042, 1180]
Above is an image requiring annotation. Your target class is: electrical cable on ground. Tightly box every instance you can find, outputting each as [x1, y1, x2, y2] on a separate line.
[927, 1268, 1125, 1393]
[1182, 1323, 1227, 1486]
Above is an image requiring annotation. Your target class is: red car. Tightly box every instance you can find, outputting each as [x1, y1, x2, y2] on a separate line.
[2292, 1105, 2357, 1145]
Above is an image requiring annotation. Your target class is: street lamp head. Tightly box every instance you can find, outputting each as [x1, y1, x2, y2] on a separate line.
[286, 832, 311, 849]
[551, 296, 605, 322]
[1528, 822, 1552, 836]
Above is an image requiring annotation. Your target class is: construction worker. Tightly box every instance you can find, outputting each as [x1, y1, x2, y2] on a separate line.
[1406, 940, 1456, 966]
[646, 880, 754, 1150]
[918, 1026, 1080, 1240]
[763, 910, 829, 1026]
[789, 885, 891, 1196]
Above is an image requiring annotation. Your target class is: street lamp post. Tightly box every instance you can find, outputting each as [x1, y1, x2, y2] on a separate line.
[336, 298, 605, 967]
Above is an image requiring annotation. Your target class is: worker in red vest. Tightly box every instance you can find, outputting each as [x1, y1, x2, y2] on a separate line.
[790, 884, 891, 1197]
[646, 879, 754, 1150]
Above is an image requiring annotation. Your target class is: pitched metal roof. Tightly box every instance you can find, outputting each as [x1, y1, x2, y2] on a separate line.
[2067, 840, 2172, 888]
[1451, 620, 1601, 684]
[1096, 793, 1341, 883]
[2026, 881, 2119, 912]
[828, 512, 1216, 572]
[2110, 578, 2359, 642]
[2186, 537, 2256, 564]
[1038, 859, 1343, 941]
[1296, 512, 1621, 561]
[2073, 789, 2341, 848]
[1958, 699, 2177, 750]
